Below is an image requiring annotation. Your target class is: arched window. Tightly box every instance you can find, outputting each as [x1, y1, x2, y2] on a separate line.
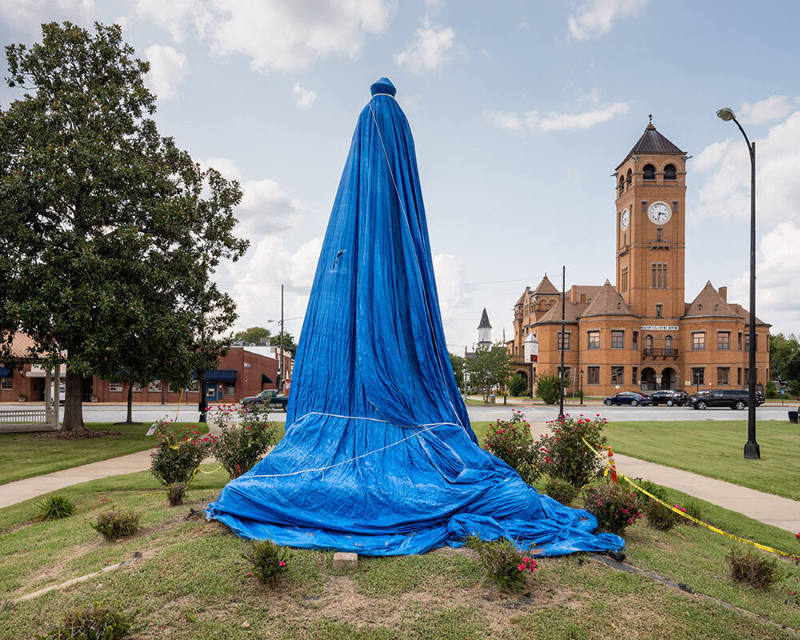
[618, 175, 625, 194]
[664, 164, 676, 180]
[645, 335, 654, 352]
[665, 335, 673, 354]
[643, 164, 656, 181]
[626, 168, 632, 186]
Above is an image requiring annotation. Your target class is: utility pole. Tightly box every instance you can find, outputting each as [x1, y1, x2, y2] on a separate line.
[279, 283, 285, 393]
[559, 265, 566, 419]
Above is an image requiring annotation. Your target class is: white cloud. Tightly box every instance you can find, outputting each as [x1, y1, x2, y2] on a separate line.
[568, 0, 647, 40]
[489, 102, 629, 133]
[239, 178, 304, 234]
[289, 237, 323, 288]
[143, 45, 188, 100]
[433, 253, 467, 323]
[695, 110, 800, 333]
[202, 156, 242, 182]
[292, 83, 317, 109]
[738, 95, 796, 125]
[134, 0, 211, 42]
[395, 16, 455, 74]
[0, 0, 94, 34]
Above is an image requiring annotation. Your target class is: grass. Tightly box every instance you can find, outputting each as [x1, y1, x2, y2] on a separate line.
[0, 421, 207, 485]
[603, 420, 800, 499]
[2, 467, 800, 639]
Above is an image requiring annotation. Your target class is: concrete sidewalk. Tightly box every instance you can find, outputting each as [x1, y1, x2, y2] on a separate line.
[529, 421, 800, 534]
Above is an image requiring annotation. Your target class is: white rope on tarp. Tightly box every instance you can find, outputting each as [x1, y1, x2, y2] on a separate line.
[246, 412, 457, 478]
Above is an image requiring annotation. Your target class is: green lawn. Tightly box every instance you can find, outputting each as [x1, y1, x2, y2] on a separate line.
[602, 420, 800, 500]
[2, 466, 800, 639]
[0, 421, 207, 485]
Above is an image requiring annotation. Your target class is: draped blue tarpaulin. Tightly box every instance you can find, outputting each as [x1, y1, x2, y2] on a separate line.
[206, 78, 623, 556]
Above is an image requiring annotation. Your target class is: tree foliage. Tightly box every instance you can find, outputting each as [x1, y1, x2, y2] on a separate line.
[234, 327, 271, 345]
[508, 372, 527, 397]
[0, 22, 248, 430]
[270, 331, 297, 355]
[448, 352, 465, 389]
[770, 333, 800, 393]
[535, 374, 562, 405]
[465, 346, 510, 401]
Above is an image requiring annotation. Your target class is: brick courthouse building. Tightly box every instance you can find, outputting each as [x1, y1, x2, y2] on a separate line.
[508, 121, 771, 397]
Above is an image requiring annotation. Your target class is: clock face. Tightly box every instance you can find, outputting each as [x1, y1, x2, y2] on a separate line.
[648, 201, 672, 225]
[620, 208, 630, 231]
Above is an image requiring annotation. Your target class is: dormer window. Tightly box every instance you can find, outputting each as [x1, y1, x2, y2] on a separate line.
[664, 164, 676, 180]
[643, 164, 656, 181]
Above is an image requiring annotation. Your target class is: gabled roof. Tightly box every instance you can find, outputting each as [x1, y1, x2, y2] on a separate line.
[579, 280, 636, 318]
[514, 287, 530, 307]
[534, 301, 588, 325]
[477, 308, 492, 329]
[617, 122, 684, 169]
[728, 303, 770, 327]
[570, 285, 603, 304]
[532, 274, 559, 296]
[683, 281, 739, 319]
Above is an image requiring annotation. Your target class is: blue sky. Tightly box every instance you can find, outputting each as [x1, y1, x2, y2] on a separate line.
[2, 0, 799, 350]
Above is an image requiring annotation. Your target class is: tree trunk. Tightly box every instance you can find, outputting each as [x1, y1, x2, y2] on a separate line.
[61, 370, 88, 433]
[126, 382, 134, 423]
[199, 374, 207, 423]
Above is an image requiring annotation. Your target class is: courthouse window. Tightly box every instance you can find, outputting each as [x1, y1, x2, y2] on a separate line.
[717, 367, 730, 386]
[717, 331, 730, 350]
[611, 366, 625, 384]
[632, 331, 639, 350]
[558, 332, 571, 351]
[611, 330, 624, 349]
[587, 331, 600, 349]
[692, 367, 705, 385]
[109, 382, 123, 393]
[651, 263, 668, 288]
[692, 332, 705, 351]
[1, 378, 12, 391]
[587, 366, 600, 385]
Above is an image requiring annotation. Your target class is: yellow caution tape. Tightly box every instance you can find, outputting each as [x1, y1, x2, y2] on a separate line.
[581, 437, 800, 561]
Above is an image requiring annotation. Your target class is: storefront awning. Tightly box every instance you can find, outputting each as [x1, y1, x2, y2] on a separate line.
[205, 369, 237, 383]
[261, 374, 273, 384]
[0, 367, 13, 379]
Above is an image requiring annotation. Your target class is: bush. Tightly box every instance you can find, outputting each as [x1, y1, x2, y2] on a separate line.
[40, 603, 132, 640]
[91, 510, 140, 541]
[39, 494, 75, 520]
[483, 411, 541, 484]
[150, 422, 213, 504]
[210, 404, 277, 478]
[534, 414, 607, 488]
[243, 539, 290, 585]
[465, 536, 536, 592]
[582, 482, 643, 535]
[167, 482, 187, 506]
[535, 374, 562, 405]
[728, 547, 782, 589]
[766, 380, 778, 399]
[508, 373, 527, 397]
[634, 479, 679, 531]
[544, 476, 579, 506]
[680, 500, 703, 526]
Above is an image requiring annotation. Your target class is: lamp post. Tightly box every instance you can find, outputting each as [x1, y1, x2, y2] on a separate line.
[579, 369, 584, 406]
[717, 106, 760, 460]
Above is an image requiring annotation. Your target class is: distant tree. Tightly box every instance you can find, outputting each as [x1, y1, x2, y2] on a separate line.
[0, 23, 248, 432]
[234, 327, 271, 345]
[448, 352, 465, 390]
[508, 372, 527, 397]
[535, 374, 562, 405]
[770, 333, 800, 387]
[465, 346, 510, 402]
[270, 332, 297, 355]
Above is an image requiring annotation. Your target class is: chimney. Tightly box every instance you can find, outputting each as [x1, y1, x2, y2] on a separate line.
[580, 294, 587, 304]
[719, 286, 727, 302]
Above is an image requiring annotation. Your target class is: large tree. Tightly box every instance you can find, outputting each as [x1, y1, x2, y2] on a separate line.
[234, 327, 271, 345]
[0, 22, 247, 432]
[465, 345, 511, 402]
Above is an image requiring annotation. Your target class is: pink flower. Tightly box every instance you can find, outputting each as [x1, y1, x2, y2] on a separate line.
[279, 560, 286, 567]
[517, 563, 525, 572]
[523, 556, 530, 563]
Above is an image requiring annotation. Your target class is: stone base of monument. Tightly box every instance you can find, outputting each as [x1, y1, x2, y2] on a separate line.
[332, 552, 358, 570]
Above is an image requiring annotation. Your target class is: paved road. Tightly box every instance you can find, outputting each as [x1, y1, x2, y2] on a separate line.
[0, 402, 792, 425]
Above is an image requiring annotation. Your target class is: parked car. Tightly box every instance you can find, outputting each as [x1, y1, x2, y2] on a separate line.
[241, 389, 289, 411]
[603, 391, 652, 406]
[688, 388, 765, 410]
[649, 390, 689, 407]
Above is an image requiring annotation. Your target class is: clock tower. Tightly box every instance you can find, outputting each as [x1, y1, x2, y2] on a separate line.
[614, 119, 686, 322]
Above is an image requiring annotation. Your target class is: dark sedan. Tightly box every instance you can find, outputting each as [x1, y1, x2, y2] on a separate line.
[603, 391, 652, 406]
[649, 390, 689, 407]
[688, 388, 765, 410]
[241, 389, 289, 411]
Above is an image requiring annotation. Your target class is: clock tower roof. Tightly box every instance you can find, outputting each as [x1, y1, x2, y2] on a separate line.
[616, 120, 685, 169]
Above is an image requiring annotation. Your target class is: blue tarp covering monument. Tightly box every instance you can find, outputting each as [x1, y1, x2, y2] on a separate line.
[206, 78, 624, 556]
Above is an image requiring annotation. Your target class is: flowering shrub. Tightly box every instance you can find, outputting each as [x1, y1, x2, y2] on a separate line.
[42, 603, 132, 640]
[582, 482, 643, 535]
[680, 501, 702, 526]
[534, 414, 607, 488]
[150, 422, 213, 505]
[209, 404, 277, 478]
[544, 476, 579, 506]
[634, 479, 679, 531]
[91, 509, 140, 541]
[483, 410, 541, 484]
[728, 547, 782, 589]
[243, 539, 290, 585]
[465, 536, 536, 592]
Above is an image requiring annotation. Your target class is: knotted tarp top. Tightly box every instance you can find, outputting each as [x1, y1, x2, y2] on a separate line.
[206, 78, 624, 556]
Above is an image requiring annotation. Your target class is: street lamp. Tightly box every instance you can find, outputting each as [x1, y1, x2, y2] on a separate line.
[579, 369, 584, 406]
[716, 106, 760, 460]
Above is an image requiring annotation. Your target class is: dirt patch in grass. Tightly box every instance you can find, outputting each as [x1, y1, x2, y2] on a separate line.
[35, 429, 122, 440]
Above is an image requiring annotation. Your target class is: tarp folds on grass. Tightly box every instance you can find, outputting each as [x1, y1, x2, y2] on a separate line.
[206, 78, 623, 556]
